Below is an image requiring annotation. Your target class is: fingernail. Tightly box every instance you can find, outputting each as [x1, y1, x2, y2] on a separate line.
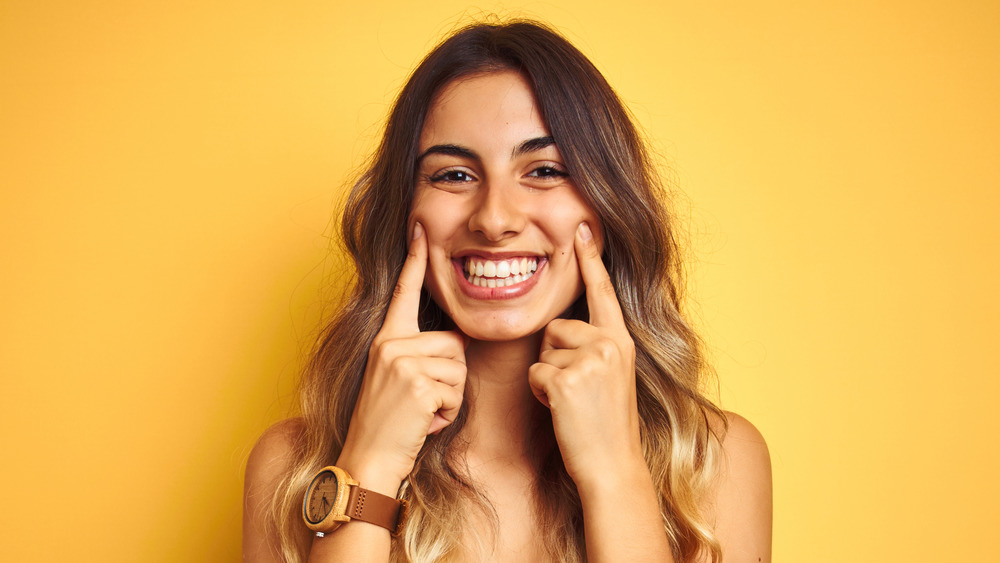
[578, 222, 593, 242]
[412, 222, 424, 240]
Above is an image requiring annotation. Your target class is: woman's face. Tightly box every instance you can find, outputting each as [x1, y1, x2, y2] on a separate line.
[410, 70, 603, 341]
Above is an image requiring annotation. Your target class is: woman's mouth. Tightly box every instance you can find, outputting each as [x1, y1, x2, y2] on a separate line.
[464, 256, 539, 288]
[451, 255, 546, 300]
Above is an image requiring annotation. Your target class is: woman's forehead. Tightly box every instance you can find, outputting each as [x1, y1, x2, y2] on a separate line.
[419, 71, 551, 152]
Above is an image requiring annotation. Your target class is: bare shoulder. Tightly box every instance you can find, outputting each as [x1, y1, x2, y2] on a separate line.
[243, 418, 305, 561]
[713, 412, 770, 472]
[704, 411, 772, 563]
[247, 418, 305, 480]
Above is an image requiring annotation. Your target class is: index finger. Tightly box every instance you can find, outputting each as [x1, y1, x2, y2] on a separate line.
[382, 222, 427, 334]
[574, 222, 626, 329]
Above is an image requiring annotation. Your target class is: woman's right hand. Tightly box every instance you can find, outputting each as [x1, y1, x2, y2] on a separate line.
[336, 222, 467, 495]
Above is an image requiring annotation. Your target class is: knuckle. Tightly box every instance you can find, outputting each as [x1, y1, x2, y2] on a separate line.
[538, 349, 555, 364]
[447, 386, 465, 406]
[373, 337, 400, 359]
[446, 331, 465, 351]
[545, 318, 576, 336]
[388, 355, 416, 376]
[527, 363, 544, 381]
[393, 368, 429, 398]
[552, 370, 581, 394]
[593, 338, 618, 361]
[528, 364, 554, 390]
[407, 376, 429, 396]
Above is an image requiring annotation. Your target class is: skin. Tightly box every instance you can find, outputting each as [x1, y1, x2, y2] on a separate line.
[243, 71, 772, 562]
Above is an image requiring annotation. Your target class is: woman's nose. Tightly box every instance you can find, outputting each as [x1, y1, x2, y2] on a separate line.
[467, 181, 525, 241]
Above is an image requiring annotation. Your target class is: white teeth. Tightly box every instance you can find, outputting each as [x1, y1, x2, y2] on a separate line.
[463, 256, 542, 287]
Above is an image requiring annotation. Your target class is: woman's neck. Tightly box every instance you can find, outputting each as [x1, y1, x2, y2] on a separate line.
[461, 333, 545, 461]
[455, 334, 554, 560]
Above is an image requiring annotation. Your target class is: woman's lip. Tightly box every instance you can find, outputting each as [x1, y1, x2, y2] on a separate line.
[453, 251, 545, 260]
[452, 258, 547, 300]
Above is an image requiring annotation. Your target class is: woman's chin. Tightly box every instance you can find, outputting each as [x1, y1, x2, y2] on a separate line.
[453, 315, 544, 343]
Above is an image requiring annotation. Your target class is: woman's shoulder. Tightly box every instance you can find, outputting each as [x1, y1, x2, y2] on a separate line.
[245, 417, 306, 497]
[710, 411, 769, 463]
[704, 410, 772, 561]
[251, 417, 306, 454]
[705, 410, 771, 497]
[244, 418, 306, 559]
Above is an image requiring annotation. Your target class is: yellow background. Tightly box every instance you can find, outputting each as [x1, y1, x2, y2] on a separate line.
[2, 1, 997, 561]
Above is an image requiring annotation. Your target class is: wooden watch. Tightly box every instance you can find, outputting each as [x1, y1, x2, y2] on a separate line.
[302, 466, 407, 536]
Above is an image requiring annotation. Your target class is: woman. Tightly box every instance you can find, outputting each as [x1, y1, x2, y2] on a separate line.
[244, 20, 771, 562]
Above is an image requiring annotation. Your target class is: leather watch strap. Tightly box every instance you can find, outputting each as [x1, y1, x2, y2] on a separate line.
[346, 485, 406, 535]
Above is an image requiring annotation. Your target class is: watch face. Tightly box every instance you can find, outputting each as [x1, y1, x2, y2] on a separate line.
[306, 470, 338, 524]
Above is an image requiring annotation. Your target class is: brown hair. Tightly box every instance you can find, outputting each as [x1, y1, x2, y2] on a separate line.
[268, 20, 724, 562]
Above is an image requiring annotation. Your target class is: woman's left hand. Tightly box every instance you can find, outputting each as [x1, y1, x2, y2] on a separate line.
[528, 222, 643, 489]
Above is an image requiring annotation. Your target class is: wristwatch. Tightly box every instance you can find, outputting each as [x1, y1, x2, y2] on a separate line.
[302, 466, 407, 536]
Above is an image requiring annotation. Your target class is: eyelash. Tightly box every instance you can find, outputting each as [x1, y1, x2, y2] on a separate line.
[428, 169, 475, 183]
[527, 165, 568, 179]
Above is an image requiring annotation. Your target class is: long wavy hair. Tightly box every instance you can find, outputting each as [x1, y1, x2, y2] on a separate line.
[266, 20, 725, 562]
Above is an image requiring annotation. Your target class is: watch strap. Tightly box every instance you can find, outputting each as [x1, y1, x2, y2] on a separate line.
[346, 485, 407, 535]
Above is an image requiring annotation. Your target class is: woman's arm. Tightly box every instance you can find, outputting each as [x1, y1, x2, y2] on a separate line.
[529, 223, 674, 561]
[244, 224, 467, 562]
[242, 420, 401, 563]
[577, 459, 675, 562]
[530, 224, 772, 561]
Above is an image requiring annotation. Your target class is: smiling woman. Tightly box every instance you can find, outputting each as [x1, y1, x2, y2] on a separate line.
[243, 20, 771, 563]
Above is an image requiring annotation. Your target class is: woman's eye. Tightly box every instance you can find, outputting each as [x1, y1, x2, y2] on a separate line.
[429, 169, 475, 183]
[527, 166, 568, 179]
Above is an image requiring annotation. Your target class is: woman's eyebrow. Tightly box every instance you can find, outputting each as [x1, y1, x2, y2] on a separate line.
[416, 144, 477, 164]
[416, 136, 556, 164]
[513, 136, 555, 157]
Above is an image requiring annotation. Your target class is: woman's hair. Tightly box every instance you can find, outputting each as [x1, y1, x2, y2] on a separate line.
[266, 19, 725, 562]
